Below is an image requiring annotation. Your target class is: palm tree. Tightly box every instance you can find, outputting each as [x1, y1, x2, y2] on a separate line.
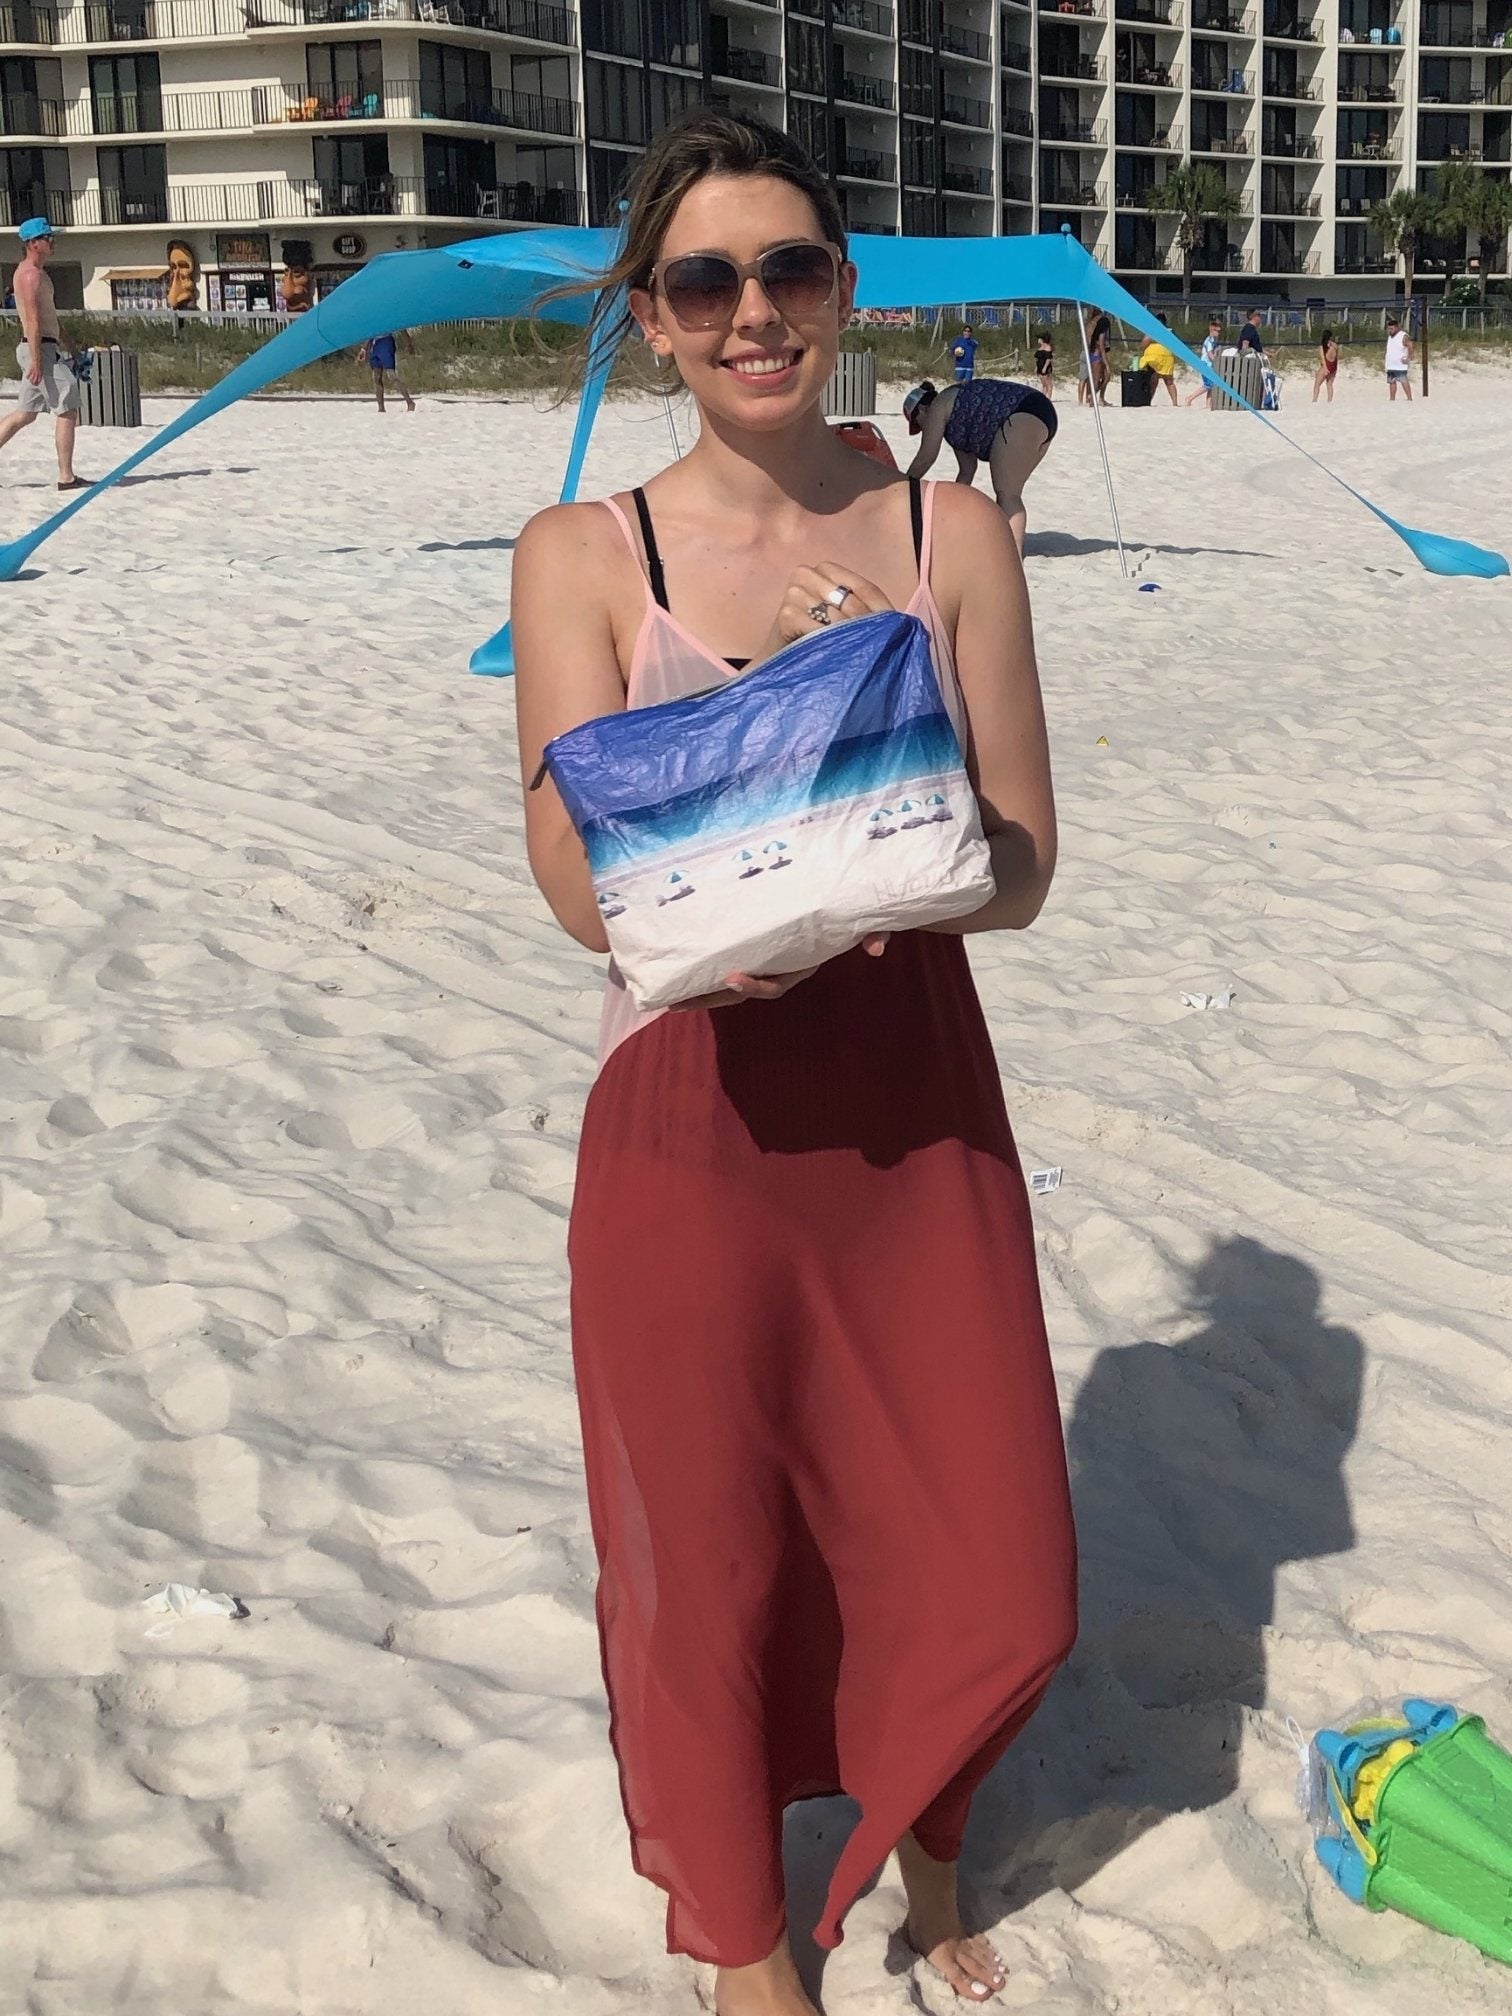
[1369, 188, 1440, 303]
[1147, 164, 1243, 307]
[1435, 162, 1512, 302]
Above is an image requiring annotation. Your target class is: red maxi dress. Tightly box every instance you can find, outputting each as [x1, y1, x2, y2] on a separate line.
[567, 479, 1077, 1967]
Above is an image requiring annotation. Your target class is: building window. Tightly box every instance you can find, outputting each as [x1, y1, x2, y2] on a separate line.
[2, 143, 70, 222]
[649, 0, 700, 68]
[420, 39, 492, 121]
[786, 19, 828, 96]
[586, 56, 647, 144]
[306, 41, 382, 115]
[588, 143, 635, 223]
[313, 133, 391, 212]
[89, 50, 161, 135]
[423, 133, 497, 215]
[581, 0, 643, 59]
[650, 68, 700, 132]
[97, 142, 167, 224]
[788, 93, 831, 170]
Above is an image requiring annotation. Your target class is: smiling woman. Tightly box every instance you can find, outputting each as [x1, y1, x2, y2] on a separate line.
[510, 110, 1074, 2016]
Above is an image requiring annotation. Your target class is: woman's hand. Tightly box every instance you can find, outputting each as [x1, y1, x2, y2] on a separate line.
[755, 565, 894, 663]
[672, 934, 891, 1012]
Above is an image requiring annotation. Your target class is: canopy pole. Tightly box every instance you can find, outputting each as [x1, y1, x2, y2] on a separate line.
[1077, 300, 1129, 579]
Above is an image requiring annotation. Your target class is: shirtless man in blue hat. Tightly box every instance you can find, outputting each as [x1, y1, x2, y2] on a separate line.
[1, 219, 89, 490]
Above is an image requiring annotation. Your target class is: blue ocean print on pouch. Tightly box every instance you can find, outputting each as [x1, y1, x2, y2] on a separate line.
[542, 612, 966, 884]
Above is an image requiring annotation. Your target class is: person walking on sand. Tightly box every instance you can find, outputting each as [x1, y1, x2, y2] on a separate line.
[512, 109, 1074, 2016]
[950, 322, 978, 382]
[1033, 328, 1054, 401]
[1385, 317, 1412, 401]
[0, 218, 88, 491]
[902, 374, 1056, 553]
[1186, 316, 1223, 406]
[358, 329, 415, 412]
[1313, 326, 1340, 403]
[1077, 306, 1111, 405]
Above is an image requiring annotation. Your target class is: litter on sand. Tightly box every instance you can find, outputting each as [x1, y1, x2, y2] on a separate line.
[1181, 989, 1234, 1011]
[1028, 1167, 1062, 1195]
[142, 1584, 248, 1638]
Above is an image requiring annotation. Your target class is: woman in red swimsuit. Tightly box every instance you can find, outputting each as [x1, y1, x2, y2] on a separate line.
[513, 110, 1076, 2016]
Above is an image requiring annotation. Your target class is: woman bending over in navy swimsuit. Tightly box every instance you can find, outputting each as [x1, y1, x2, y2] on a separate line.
[903, 377, 1056, 555]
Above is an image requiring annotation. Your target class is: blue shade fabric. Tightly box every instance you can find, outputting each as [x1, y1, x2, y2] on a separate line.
[2, 226, 1503, 591]
[540, 610, 995, 1009]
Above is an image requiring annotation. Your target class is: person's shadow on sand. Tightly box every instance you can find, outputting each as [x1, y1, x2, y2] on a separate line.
[962, 1234, 1364, 1913]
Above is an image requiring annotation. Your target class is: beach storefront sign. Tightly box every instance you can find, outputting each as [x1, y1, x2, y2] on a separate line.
[537, 611, 995, 1011]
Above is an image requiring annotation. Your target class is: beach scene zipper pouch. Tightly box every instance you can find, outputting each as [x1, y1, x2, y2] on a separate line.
[538, 609, 994, 1011]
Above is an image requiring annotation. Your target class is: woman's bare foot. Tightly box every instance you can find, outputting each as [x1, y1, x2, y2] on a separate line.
[713, 1931, 819, 2016]
[897, 1829, 1006, 2002]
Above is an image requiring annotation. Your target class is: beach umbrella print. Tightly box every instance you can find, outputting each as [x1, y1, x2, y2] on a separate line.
[735, 849, 764, 879]
[597, 888, 627, 919]
[925, 793, 953, 823]
[899, 798, 928, 830]
[657, 870, 695, 906]
[867, 809, 897, 839]
[764, 839, 793, 869]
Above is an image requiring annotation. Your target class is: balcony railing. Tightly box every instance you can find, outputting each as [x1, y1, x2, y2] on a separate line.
[1004, 173, 1034, 201]
[249, 0, 575, 37]
[1262, 192, 1320, 213]
[1262, 249, 1321, 271]
[1191, 64, 1252, 89]
[1263, 72, 1320, 96]
[836, 70, 895, 108]
[0, 175, 583, 228]
[1116, 0, 1183, 23]
[837, 148, 896, 180]
[1193, 3, 1254, 26]
[1041, 49, 1104, 77]
[1120, 61, 1184, 86]
[1339, 80, 1399, 100]
[942, 90, 991, 125]
[943, 162, 994, 192]
[713, 47, 780, 87]
[1418, 23, 1510, 45]
[1, 0, 579, 39]
[1002, 105, 1034, 135]
[1185, 243, 1253, 270]
[26, 77, 579, 135]
[1038, 0, 1102, 15]
[0, 91, 66, 134]
[832, 0, 894, 32]
[1045, 115, 1108, 141]
[1334, 253, 1395, 272]
[1192, 130, 1252, 152]
[941, 19, 991, 57]
[1041, 179, 1108, 204]
[1263, 130, 1320, 154]
[1262, 13, 1318, 38]
[1002, 36, 1031, 65]
[1118, 121, 1182, 145]
[1344, 135, 1399, 158]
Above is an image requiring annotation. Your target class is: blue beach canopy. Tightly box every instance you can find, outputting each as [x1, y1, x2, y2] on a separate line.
[1, 227, 1503, 655]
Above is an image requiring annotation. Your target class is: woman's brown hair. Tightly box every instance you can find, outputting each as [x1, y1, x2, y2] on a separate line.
[539, 109, 848, 394]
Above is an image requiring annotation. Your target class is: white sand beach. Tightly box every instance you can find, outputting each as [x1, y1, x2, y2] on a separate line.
[1, 366, 1511, 2014]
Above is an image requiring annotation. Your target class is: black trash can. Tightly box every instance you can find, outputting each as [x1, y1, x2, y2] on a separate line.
[80, 347, 142, 428]
[1120, 367, 1152, 408]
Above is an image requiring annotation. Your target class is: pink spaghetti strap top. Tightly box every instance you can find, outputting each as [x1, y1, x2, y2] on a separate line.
[595, 480, 965, 1067]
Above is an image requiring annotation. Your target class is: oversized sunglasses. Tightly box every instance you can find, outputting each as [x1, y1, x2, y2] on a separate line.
[648, 241, 842, 331]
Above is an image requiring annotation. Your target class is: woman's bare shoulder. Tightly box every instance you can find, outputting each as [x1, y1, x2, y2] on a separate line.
[514, 497, 621, 571]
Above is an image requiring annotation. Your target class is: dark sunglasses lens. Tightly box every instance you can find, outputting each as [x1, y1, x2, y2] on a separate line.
[760, 245, 835, 314]
[661, 255, 740, 326]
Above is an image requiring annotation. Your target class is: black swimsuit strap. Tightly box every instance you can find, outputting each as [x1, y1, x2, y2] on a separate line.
[631, 486, 670, 611]
[909, 477, 923, 576]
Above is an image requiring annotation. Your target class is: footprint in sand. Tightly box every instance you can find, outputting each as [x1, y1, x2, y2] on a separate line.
[112, 1154, 296, 1243]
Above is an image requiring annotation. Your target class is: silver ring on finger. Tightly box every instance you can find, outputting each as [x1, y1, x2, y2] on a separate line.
[807, 602, 832, 624]
[826, 584, 852, 609]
